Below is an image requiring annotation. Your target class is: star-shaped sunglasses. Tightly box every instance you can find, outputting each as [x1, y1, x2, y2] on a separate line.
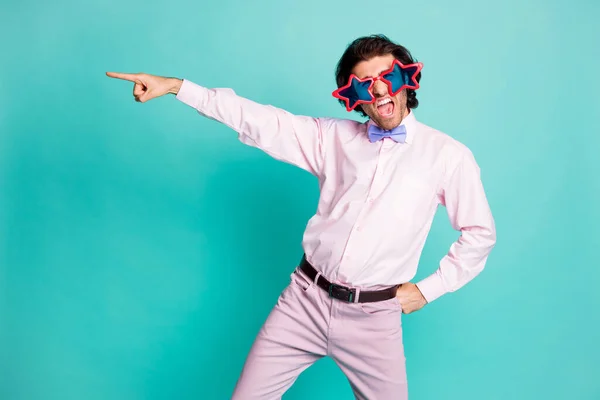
[332, 60, 423, 112]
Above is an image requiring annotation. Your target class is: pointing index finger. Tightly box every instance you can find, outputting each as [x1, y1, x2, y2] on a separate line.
[106, 72, 142, 82]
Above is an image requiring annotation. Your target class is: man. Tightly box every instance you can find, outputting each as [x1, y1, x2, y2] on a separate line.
[107, 34, 496, 399]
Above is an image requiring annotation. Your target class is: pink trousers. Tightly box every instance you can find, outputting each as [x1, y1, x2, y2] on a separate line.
[231, 266, 408, 399]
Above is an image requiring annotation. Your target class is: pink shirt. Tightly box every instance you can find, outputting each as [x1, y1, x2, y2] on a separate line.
[176, 79, 496, 303]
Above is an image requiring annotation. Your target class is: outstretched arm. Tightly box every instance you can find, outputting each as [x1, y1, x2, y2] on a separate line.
[106, 72, 326, 177]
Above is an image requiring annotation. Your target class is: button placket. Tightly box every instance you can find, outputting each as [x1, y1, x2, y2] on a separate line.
[338, 144, 386, 279]
[364, 143, 386, 209]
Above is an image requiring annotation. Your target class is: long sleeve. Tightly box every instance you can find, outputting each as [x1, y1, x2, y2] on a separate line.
[176, 79, 326, 177]
[416, 148, 497, 303]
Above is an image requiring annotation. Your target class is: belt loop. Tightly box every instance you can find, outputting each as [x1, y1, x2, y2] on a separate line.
[313, 271, 321, 286]
[353, 286, 361, 303]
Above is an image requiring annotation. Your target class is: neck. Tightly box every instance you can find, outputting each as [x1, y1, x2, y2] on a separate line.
[399, 107, 410, 122]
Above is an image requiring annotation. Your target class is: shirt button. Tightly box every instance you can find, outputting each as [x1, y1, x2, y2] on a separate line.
[367, 198, 374, 203]
[355, 226, 361, 231]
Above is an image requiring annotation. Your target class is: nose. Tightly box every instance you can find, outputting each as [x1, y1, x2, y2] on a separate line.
[372, 79, 388, 97]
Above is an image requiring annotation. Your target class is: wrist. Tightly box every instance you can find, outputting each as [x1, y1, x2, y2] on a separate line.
[414, 284, 428, 304]
[167, 78, 183, 95]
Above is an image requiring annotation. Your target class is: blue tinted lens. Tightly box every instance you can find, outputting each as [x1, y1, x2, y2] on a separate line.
[383, 64, 419, 94]
[352, 79, 373, 102]
[338, 77, 373, 109]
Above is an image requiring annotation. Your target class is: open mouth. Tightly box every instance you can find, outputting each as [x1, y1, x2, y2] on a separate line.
[376, 98, 394, 118]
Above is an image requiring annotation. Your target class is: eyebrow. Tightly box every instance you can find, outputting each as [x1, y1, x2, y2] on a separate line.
[362, 68, 391, 79]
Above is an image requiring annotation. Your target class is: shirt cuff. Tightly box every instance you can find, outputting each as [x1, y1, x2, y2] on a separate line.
[416, 273, 448, 303]
[175, 79, 209, 109]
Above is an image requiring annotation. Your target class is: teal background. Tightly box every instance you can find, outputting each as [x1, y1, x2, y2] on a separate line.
[1, 0, 599, 398]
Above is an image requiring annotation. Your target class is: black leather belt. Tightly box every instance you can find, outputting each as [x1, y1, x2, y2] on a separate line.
[298, 255, 400, 303]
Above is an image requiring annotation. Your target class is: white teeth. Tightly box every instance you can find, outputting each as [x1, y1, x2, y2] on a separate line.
[376, 98, 392, 107]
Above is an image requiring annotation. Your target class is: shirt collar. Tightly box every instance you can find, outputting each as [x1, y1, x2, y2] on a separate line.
[366, 110, 418, 145]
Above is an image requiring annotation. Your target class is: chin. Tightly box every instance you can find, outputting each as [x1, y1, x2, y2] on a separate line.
[379, 118, 401, 130]
[366, 104, 403, 130]
[370, 113, 402, 130]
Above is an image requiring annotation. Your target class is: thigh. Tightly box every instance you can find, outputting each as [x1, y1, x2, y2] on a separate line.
[331, 297, 408, 400]
[231, 270, 329, 400]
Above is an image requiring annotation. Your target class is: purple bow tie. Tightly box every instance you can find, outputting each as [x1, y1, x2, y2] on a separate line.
[367, 124, 407, 143]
